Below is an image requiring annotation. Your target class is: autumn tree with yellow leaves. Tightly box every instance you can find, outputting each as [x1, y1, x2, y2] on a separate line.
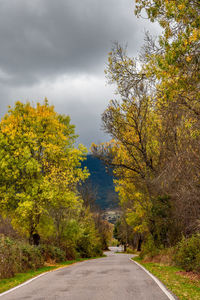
[92, 0, 200, 250]
[0, 100, 90, 246]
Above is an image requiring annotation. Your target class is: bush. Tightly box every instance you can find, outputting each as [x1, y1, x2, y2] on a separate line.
[0, 235, 44, 278]
[110, 238, 120, 247]
[93, 243, 103, 257]
[140, 235, 160, 259]
[0, 235, 18, 278]
[76, 233, 102, 258]
[76, 234, 94, 258]
[174, 234, 200, 272]
[0, 235, 67, 279]
[126, 247, 136, 254]
[19, 244, 44, 272]
[39, 244, 65, 263]
[61, 241, 80, 260]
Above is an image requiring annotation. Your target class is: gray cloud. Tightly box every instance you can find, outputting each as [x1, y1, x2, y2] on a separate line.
[0, 0, 159, 84]
[0, 0, 160, 148]
[0, 74, 114, 148]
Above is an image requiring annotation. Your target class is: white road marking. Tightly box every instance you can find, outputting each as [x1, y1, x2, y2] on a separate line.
[0, 260, 88, 297]
[129, 258, 176, 300]
[0, 255, 176, 299]
[0, 272, 48, 297]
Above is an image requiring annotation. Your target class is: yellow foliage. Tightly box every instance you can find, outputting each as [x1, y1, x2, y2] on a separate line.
[0, 100, 89, 236]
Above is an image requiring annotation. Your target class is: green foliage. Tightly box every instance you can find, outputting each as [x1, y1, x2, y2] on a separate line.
[18, 244, 44, 272]
[0, 235, 18, 278]
[174, 235, 200, 272]
[148, 195, 177, 247]
[140, 235, 160, 259]
[93, 0, 200, 258]
[110, 238, 120, 247]
[76, 210, 103, 258]
[114, 219, 127, 245]
[113, 216, 140, 250]
[94, 217, 113, 251]
[125, 247, 136, 254]
[39, 244, 65, 263]
[0, 235, 71, 279]
[0, 101, 108, 281]
[0, 101, 105, 266]
[0, 235, 44, 279]
[0, 100, 88, 242]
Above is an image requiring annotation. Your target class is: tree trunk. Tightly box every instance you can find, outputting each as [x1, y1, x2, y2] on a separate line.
[137, 236, 142, 252]
[29, 226, 40, 246]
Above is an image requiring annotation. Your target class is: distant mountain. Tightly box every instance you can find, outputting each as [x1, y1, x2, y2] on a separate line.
[81, 154, 118, 210]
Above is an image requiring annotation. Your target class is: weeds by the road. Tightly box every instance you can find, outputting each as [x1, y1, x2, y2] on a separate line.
[0, 256, 103, 294]
[133, 257, 200, 300]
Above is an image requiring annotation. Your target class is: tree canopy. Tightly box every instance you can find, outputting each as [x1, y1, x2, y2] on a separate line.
[0, 101, 87, 242]
[92, 0, 200, 250]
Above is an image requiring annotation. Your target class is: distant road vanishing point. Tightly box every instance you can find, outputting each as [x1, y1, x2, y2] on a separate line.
[1, 247, 175, 300]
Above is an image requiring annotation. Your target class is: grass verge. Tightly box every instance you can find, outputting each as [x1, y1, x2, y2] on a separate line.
[133, 257, 200, 300]
[0, 256, 104, 294]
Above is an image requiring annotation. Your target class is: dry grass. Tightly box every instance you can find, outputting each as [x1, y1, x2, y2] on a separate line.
[143, 248, 175, 265]
[176, 271, 200, 282]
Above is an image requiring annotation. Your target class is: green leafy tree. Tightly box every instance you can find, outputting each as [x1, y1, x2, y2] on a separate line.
[92, 1, 200, 252]
[0, 100, 88, 244]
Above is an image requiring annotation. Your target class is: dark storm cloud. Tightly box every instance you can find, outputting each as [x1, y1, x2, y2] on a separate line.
[0, 0, 160, 148]
[0, 0, 146, 85]
[0, 74, 115, 148]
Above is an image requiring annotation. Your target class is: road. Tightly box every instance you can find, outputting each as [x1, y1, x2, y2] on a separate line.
[1, 248, 173, 300]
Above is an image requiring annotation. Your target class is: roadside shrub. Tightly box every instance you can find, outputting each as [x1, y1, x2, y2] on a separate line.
[93, 243, 103, 257]
[111, 238, 120, 247]
[76, 233, 102, 258]
[76, 234, 94, 258]
[64, 244, 80, 260]
[140, 235, 160, 259]
[0, 232, 102, 280]
[174, 234, 200, 272]
[19, 244, 44, 272]
[0, 235, 44, 278]
[0, 235, 45, 278]
[126, 247, 136, 254]
[0, 235, 18, 278]
[39, 244, 65, 263]
[141, 247, 175, 264]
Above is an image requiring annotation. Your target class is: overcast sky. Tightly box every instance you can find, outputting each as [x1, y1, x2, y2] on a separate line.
[0, 0, 160, 149]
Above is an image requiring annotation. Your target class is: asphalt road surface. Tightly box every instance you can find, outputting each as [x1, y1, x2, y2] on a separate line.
[1, 248, 173, 300]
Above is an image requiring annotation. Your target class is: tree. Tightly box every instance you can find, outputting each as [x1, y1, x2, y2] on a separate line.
[0, 100, 88, 244]
[91, 42, 163, 246]
[78, 179, 98, 210]
[135, 0, 200, 236]
[92, 0, 200, 250]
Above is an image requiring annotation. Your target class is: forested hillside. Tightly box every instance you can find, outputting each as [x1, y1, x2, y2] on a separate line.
[81, 155, 118, 210]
